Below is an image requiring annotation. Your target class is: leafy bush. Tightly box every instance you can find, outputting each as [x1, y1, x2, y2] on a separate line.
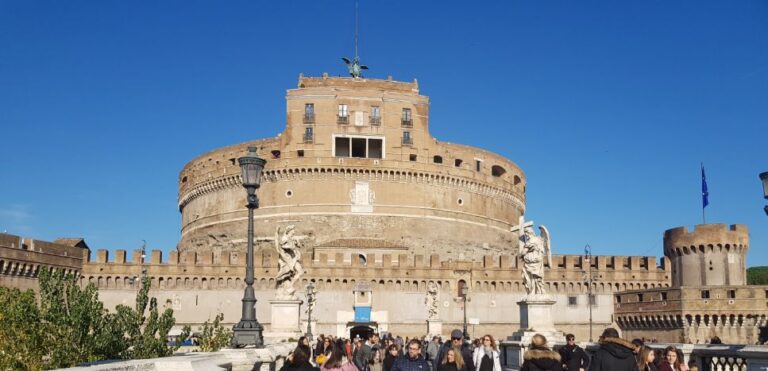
[198, 313, 232, 352]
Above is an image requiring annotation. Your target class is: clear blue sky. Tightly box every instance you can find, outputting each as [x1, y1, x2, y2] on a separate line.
[1, 1, 766, 266]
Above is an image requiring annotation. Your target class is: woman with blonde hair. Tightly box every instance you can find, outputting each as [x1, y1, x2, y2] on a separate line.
[437, 348, 466, 371]
[472, 335, 501, 371]
[520, 334, 561, 371]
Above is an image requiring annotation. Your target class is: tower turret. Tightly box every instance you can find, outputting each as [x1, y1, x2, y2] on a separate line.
[663, 224, 749, 287]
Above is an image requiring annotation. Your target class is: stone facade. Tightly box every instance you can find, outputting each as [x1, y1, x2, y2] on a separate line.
[0, 232, 88, 291]
[615, 224, 767, 344]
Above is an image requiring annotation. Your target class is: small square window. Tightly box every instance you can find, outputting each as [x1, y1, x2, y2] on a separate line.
[297, 150, 304, 157]
[455, 159, 463, 167]
[728, 290, 736, 299]
[701, 290, 710, 299]
[409, 154, 417, 162]
[567, 296, 577, 306]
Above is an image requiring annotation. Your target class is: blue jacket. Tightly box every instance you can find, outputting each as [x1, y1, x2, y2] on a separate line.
[392, 355, 430, 371]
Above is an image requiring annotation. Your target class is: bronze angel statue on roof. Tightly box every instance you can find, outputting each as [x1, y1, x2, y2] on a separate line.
[342, 56, 368, 78]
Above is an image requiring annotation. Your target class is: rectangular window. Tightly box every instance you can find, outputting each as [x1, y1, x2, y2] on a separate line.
[701, 290, 710, 299]
[475, 159, 482, 172]
[567, 296, 577, 306]
[333, 136, 385, 159]
[402, 108, 412, 126]
[368, 139, 383, 159]
[402, 131, 412, 145]
[304, 103, 315, 123]
[338, 104, 348, 117]
[638, 293, 644, 302]
[616, 295, 622, 304]
[370, 106, 381, 125]
[661, 291, 668, 301]
[335, 137, 350, 157]
[728, 290, 736, 299]
[304, 127, 313, 142]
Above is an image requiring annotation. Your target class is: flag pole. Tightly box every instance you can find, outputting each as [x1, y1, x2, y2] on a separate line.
[701, 163, 708, 225]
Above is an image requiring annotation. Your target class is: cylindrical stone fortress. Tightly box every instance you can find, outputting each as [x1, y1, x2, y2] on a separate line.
[663, 224, 749, 287]
[177, 76, 526, 258]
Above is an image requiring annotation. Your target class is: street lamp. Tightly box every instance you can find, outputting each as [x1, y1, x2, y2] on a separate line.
[232, 146, 267, 348]
[306, 282, 317, 342]
[760, 172, 768, 216]
[582, 244, 599, 342]
[461, 285, 470, 340]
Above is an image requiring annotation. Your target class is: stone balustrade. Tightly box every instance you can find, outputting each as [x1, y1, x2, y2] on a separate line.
[501, 340, 768, 371]
[57, 343, 294, 371]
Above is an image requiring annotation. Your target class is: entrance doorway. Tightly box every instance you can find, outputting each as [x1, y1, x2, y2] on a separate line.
[349, 324, 375, 340]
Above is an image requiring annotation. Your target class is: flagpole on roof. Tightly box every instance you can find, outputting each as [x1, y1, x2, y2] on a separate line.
[701, 163, 708, 224]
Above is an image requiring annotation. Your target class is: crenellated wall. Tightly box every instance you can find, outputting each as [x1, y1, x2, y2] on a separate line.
[664, 224, 749, 287]
[0, 233, 89, 291]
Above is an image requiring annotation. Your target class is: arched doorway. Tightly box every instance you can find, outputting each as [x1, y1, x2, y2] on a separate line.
[349, 324, 375, 340]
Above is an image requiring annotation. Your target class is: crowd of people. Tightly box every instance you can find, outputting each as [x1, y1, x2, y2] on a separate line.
[279, 328, 706, 371]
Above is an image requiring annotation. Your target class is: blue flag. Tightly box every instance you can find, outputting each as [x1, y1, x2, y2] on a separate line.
[701, 165, 709, 208]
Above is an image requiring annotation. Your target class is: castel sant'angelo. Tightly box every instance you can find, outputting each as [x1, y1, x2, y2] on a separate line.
[1, 70, 766, 344]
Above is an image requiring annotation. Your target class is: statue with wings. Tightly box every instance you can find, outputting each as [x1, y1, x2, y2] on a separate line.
[518, 224, 552, 296]
[275, 225, 304, 300]
[342, 56, 368, 78]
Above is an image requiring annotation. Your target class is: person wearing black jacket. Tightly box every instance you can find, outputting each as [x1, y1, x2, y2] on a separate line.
[587, 328, 640, 371]
[558, 334, 588, 371]
[384, 344, 400, 371]
[433, 329, 474, 371]
[521, 334, 561, 371]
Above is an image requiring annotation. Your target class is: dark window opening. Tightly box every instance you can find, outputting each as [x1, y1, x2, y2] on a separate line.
[491, 165, 506, 177]
[638, 293, 644, 302]
[335, 137, 350, 157]
[475, 160, 482, 172]
[701, 290, 710, 299]
[271, 150, 281, 159]
[368, 139, 383, 159]
[568, 296, 577, 306]
[455, 159, 463, 167]
[514, 175, 521, 185]
[728, 290, 736, 299]
[229, 158, 236, 165]
[351, 138, 367, 158]
[616, 295, 622, 304]
[181, 176, 187, 183]
[297, 150, 304, 157]
[409, 154, 417, 162]
[661, 291, 668, 301]
[433, 155, 443, 164]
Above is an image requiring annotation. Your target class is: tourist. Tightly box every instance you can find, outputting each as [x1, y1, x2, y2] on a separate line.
[472, 335, 501, 371]
[520, 334, 561, 371]
[392, 339, 431, 371]
[346, 339, 354, 360]
[322, 339, 360, 371]
[354, 336, 373, 371]
[437, 348, 466, 371]
[282, 344, 321, 371]
[687, 360, 698, 371]
[657, 346, 683, 371]
[316, 335, 326, 358]
[384, 344, 400, 371]
[636, 346, 657, 371]
[558, 334, 588, 371]
[426, 336, 440, 362]
[317, 337, 334, 366]
[369, 348, 384, 371]
[586, 328, 639, 371]
[433, 329, 474, 371]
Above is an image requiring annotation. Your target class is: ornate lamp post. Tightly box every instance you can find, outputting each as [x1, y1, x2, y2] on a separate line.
[760, 172, 768, 216]
[306, 282, 317, 342]
[461, 285, 470, 340]
[582, 244, 599, 342]
[232, 146, 267, 348]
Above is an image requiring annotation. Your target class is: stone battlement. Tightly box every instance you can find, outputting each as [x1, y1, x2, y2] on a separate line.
[296, 75, 419, 94]
[664, 224, 749, 256]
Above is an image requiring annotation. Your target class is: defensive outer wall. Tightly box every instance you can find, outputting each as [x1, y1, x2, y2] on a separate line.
[82, 247, 671, 340]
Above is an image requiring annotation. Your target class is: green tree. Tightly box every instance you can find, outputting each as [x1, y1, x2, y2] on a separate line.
[115, 276, 190, 359]
[747, 266, 768, 285]
[38, 267, 126, 368]
[0, 287, 46, 371]
[198, 313, 232, 352]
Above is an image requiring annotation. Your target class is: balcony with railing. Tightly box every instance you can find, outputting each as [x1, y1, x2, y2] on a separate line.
[337, 115, 349, 125]
[402, 137, 413, 146]
[303, 133, 313, 143]
[370, 116, 381, 125]
[303, 113, 315, 124]
[401, 119, 412, 127]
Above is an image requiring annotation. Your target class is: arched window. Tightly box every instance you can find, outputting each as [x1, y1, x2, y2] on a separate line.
[491, 165, 506, 177]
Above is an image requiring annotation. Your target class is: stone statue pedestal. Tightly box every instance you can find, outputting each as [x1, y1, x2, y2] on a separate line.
[265, 299, 304, 342]
[506, 295, 564, 369]
[427, 319, 442, 338]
